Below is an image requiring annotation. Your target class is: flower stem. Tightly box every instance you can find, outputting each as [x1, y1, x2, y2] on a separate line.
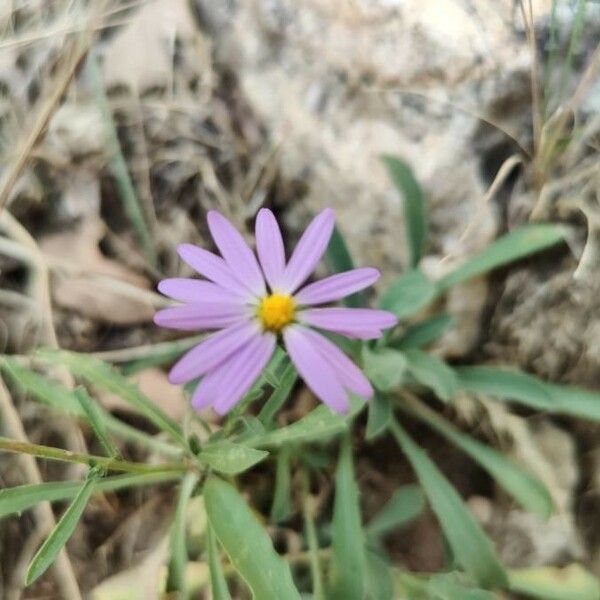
[0, 436, 188, 475]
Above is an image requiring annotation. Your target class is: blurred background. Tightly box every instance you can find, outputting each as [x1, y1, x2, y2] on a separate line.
[1, 0, 600, 598]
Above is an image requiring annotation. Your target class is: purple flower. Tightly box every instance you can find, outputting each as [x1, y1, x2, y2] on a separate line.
[155, 208, 397, 414]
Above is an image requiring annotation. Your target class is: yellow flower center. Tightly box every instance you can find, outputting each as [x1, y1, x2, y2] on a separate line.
[257, 293, 296, 332]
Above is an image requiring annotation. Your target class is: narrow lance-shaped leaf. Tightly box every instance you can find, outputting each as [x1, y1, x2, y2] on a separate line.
[325, 226, 365, 307]
[75, 387, 119, 457]
[204, 477, 302, 600]
[270, 447, 294, 523]
[436, 224, 567, 291]
[507, 564, 600, 600]
[366, 484, 425, 540]
[402, 397, 553, 518]
[455, 366, 600, 422]
[258, 362, 298, 426]
[167, 472, 200, 598]
[366, 393, 392, 441]
[0, 472, 179, 520]
[329, 435, 366, 600]
[404, 349, 458, 402]
[381, 155, 427, 268]
[26, 467, 101, 585]
[35, 349, 185, 445]
[198, 441, 268, 475]
[391, 313, 455, 350]
[379, 269, 437, 320]
[207, 524, 232, 600]
[390, 418, 508, 588]
[247, 396, 363, 448]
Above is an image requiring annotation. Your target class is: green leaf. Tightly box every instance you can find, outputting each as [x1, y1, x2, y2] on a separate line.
[26, 467, 100, 585]
[366, 485, 425, 540]
[329, 435, 366, 600]
[391, 314, 455, 350]
[198, 441, 268, 475]
[248, 397, 363, 448]
[390, 419, 507, 588]
[0, 356, 84, 416]
[404, 349, 458, 402]
[0, 472, 178, 519]
[366, 393, 392, 441]
[326, 226, 365, 307]
[363, 347, 408, 392]
[365, 550, 394, 600]
[207, 524, 232, 600]
[382, 155, 427, 267]
[455, 366, 600, 422]
[258, 362, 298, 426]
[508, 564, 600, 600]
[404, 399, 553, 518]
[167, 472, 200, 598]
[427, 572, 496, 600]
[0, 358, 180, 456]
[203, 477, 302, 600]
[35, 349, 185, 445]
[437, 224, 567, 291]
[380, 269, 437, 319]
[75, 387, 119, 457]
[270, 447, 294, 523]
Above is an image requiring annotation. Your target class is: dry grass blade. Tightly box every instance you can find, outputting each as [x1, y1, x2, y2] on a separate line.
[0, 0, 110, 213]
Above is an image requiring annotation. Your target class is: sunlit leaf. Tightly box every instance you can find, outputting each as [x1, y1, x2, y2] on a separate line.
[329, 435, 366, 600]
[390, 419, 507, 588]
[204, 477, 301, 599]
[427, 572, 496, 600]
[508, 564, 600, 600]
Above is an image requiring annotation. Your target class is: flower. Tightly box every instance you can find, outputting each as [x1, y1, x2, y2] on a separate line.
[154, 208, 397, 414]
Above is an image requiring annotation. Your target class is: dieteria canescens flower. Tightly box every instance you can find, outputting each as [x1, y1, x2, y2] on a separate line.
[155, 208, 397, 414]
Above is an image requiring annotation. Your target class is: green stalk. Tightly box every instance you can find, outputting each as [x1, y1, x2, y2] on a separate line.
[0, 436, 188, 475]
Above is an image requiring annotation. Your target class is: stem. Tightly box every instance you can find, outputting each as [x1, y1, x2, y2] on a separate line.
[301, 472, 326, 600]
[0, 436, 188, 475]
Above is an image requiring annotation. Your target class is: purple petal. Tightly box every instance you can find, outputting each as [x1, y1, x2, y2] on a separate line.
[283, 325, 349, 413]
[280, 208, 335, 294]
[211, 332, 276, 415]
[191, 367, 223, 411]
[153, 303, 249, 331]
[255, 208, 286, 290]
[294, 268, 380, 306]
[299, 308, 397, 337]
[299, 327, 373, 398]
[207, 211, 266, 296]
[169, 321, 261, 384]
[333, 328, 387, 340]
[177, 244, 253, 298]
[158, 278, 247, 304]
